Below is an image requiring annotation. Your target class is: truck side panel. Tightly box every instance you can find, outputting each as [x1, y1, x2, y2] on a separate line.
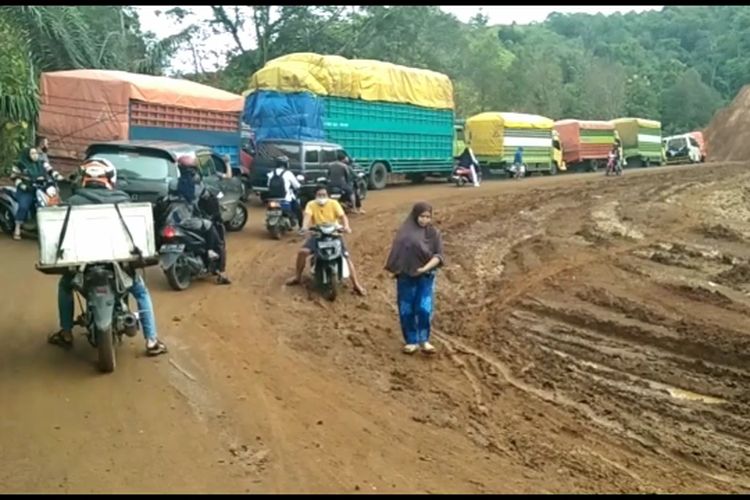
[322, 96, 454, 174]
[129, 101, 241, 165]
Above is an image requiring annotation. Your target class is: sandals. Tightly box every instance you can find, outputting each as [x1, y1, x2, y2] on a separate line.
[12, 233, 21, 241]
[216, 274, 232, 285]
[146, 340, 168, 357]
[48, 330, 74, 350]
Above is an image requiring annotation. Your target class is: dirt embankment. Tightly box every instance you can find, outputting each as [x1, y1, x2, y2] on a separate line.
[705, 85, 750, 162]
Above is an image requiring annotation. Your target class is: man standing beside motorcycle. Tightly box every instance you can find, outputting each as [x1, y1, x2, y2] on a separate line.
[173, 155, 232, 285]
[285, 184, 367, 296]
[266, 155, 302, 228]
[512, 147, 525, 179]
[9, 146, 63, 241]
[47, 158, 168, 356]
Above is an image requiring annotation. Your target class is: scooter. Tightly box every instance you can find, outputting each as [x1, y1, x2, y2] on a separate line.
[310, 223, 350, 302]
[315, 173, 368, 213]
[265, 198, 297, 239]
[0, 176, 61, 237]
[451, 165, 481, 187]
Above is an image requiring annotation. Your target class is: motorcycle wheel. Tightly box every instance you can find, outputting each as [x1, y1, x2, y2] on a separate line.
[0, 205, 14, 235]
[324, 266, 338, 302]
[269, 225, 282, 240]
[165, 259, 192, 291]
[97, 326, 116, 373]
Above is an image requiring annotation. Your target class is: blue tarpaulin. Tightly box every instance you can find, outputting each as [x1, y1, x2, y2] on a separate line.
[243, 91, 325, 141]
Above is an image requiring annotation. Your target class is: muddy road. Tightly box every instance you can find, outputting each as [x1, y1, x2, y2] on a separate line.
[2, 164, 750, 493]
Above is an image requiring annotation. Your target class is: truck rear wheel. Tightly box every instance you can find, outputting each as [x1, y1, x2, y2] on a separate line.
[369, 162, 388, 190]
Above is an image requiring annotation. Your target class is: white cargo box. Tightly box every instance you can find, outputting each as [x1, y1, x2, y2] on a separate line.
[37, 202, 156, 269]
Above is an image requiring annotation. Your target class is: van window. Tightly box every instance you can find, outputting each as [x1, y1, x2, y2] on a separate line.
[91, 151, 170, 181]
[305, 147, 320, 164]
[689, 137, 700, 148]
[321, 148, 338, 163]
[257, 142, 302, 163]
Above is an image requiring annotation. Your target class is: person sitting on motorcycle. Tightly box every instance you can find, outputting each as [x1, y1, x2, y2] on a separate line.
[172, 154, 231, 285]
[286, 184, 367, 296]
[456, 146, 481, 187]
[47, 158, 168, 356]
[327, 151, 360, 215]
[266, 155, 302, 227]
[513, 147, 525, 179]
[9, 146, 63, 241]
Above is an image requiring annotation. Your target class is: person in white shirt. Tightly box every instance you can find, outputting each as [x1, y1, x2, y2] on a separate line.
[266, 155, 302, 227]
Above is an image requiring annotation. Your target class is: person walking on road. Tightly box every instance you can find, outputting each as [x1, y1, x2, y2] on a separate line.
[385, 202, 444, 355]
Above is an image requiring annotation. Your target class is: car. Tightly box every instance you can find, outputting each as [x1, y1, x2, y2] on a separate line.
[83, 140, 248, 232]
[249, 138, 366, 206]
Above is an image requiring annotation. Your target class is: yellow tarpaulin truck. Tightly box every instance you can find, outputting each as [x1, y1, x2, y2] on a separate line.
[465, 112, 565, 177]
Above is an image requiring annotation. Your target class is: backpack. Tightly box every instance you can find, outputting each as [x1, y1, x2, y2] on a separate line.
[268, 170, 286, 198]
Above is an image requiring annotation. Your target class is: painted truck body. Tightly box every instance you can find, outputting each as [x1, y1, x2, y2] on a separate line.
[465, 112, 565, 176]
[555, 119, 616, 172]
[38, 70, 244, 174]
[610, 118, 663, 167]
[453, 120, 466, 158]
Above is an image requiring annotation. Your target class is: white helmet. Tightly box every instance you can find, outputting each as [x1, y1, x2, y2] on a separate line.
[80, 157, 117, 189]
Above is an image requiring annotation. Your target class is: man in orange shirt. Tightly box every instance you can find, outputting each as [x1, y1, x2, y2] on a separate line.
[286, 184, 366, 296]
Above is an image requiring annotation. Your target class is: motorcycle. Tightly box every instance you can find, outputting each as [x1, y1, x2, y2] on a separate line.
[71, 263, 141, 373]
[507, 163, 527, 179]
[451, 164, 480, 187]
[157, 199, 224, 291]
[265, 198, 297, 239]
[605, 153, 623, 176]
[310, 223, 350, 302]
[0, 176, 61, 237]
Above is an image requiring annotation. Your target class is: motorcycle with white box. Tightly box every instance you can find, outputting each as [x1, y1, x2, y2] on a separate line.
[35, 202, 157, 373]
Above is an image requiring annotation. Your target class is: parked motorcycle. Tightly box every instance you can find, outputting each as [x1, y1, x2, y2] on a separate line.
[157, 199, 224, 291]
[71, 263, 141, 373]
[265, 198, 297, 239]
[310, 223, 349, 302]
[0, 176, 61, 237]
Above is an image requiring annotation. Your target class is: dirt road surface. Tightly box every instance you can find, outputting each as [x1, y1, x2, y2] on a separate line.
[2, 164, 750, 493]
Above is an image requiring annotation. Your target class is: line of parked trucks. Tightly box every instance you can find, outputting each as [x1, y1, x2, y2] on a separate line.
[35, 54, 708, 200]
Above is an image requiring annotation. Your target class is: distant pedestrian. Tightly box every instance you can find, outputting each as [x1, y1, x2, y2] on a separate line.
[513, 147, 525, 179]
[385, 202, 445, 355]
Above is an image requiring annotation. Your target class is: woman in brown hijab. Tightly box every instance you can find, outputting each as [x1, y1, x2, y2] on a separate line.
[385, 202, 444, 354]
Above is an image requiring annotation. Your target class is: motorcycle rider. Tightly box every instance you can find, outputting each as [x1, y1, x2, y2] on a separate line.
[343, 153, 365, 214]
[172, 154, 232, 285]
[456, 146, 481, 187]
[266, 155, 302, 227]
[47, 158, 168, 356]
[285, 184, 367, 296]
[9, 146, 63, 240]
[327, 151, 361, 214]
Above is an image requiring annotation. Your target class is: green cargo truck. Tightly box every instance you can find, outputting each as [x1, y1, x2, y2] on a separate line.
[610, 118, 663, 167]
[465, 112, 564, 177]
[322, 96, 455, 189]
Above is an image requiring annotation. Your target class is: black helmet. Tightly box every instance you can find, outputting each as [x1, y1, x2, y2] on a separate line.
[276, 155, 290, 169]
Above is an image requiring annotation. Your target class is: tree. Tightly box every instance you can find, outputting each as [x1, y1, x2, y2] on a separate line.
[661, 68, 723, 134]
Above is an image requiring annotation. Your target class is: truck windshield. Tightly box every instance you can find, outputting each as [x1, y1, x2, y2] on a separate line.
[667, 138, 687, 150]
[90, 151, 170, 181]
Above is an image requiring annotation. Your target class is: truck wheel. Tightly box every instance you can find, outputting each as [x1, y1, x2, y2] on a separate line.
[550, 162, 558, 176]
[644, 157, 651, 168]
[368, 162, 388, 190]
[589, 160, 600, 172]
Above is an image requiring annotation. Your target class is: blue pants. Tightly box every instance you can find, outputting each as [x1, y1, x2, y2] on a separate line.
[14, 190, 35, 223]
[396, 273, 436, 345]
[58, 273, 158, 342]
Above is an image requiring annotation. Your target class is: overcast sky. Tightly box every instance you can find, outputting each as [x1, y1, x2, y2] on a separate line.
[137, 5, 664, 74]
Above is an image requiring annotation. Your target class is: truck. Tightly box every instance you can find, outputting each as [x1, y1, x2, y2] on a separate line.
[465, 112, 565, 177]
[610, 118, 663, 167]
[38, 70, 245, 174]
[554, 119, 616, 172]
[243, 53, 456, 190]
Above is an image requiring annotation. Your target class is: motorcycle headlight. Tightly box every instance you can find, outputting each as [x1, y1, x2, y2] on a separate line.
[46, 186, 58, 197]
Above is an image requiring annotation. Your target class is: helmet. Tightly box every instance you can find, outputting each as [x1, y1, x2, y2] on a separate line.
[80, 157, 116, 189]
[177, 154, 199, 170]
[276, 155, 290, 169]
